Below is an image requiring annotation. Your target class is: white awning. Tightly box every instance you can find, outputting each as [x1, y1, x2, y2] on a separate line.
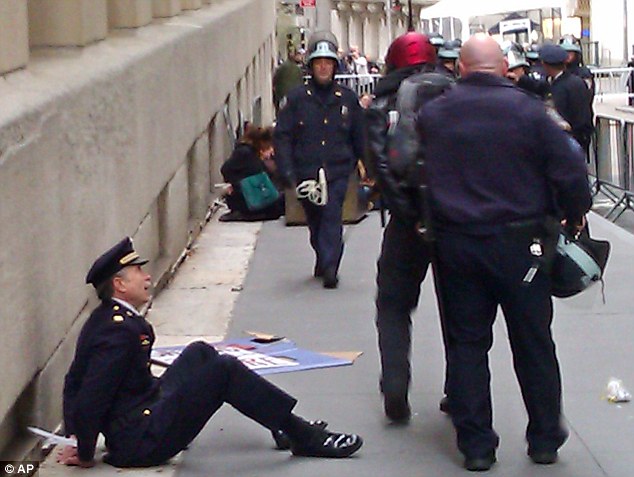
[420, 0, 569, 20]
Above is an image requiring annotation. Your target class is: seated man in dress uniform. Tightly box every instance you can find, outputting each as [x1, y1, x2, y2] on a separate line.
[57, 238, 362, 468]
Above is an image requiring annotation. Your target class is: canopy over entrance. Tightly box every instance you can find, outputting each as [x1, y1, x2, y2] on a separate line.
[420, 0, 570, 41]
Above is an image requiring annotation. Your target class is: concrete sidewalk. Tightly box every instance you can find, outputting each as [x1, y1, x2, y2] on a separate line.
[40, 210, 634, 477]
[177, 212, 634, 477]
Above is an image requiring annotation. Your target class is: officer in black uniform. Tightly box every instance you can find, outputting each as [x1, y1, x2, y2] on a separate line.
[366, 31, 453, 423]
[274, 31, 365, 289]
[560, 36, 595, 100]
[58, 238, 362, 468]
[417, 34, 592, 471]
[541, 44, 594, 157]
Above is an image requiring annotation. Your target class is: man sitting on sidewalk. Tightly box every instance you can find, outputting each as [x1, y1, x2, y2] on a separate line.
[57, 237, 362, 468]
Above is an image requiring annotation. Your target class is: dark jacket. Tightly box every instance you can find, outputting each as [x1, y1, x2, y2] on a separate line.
[221, 143, 269, 213]
[417, 72, 592, 231]
[274, 79, 365, 185]
[567, 61, 595, 98]
[63, 300, 158, 462]
[272, 59, 304, 113]
[549, 71, 595, 150]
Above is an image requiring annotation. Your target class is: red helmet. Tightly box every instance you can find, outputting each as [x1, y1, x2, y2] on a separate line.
[385, 32, 436, 71]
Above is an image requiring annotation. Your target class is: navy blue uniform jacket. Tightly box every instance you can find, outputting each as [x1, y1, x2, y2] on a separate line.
[63, 300, 159, 462]
[549, 71, 594, 149]
[417, 73, 592, 229]
[274, 79, 365, 184]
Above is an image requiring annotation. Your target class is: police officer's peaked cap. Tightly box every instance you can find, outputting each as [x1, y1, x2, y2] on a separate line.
[86, 237, 148, 287]
[540, 44, 568, 64]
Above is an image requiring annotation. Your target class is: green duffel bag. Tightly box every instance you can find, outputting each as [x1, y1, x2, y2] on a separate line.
[240, 172, 280, 211]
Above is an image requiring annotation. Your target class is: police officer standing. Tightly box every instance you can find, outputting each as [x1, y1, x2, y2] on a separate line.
[274, 31, 365, 288]
[58, 238, 362, 467]
[541, 43, 594, 157]
[560, 36, 595, 100]
[417, 34, 592, 471]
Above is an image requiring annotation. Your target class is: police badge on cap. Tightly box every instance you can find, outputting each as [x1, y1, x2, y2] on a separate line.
[86, 237, 149, 287]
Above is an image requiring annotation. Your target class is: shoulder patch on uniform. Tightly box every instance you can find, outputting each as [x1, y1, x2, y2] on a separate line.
[113, 315, 125, 322]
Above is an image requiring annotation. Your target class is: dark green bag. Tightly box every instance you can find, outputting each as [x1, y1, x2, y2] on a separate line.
[240, 172, 280, 211]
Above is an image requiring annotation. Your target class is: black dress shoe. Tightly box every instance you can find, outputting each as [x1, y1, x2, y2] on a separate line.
[464, 451, 496, 472]
[383, 394, 411, 423]
[291, 430, 363, 458]
[529, 450, 558, 465]
[272, 420, 328, 450]
[322, 268, 339, 289]
[439, 395, 451, 414]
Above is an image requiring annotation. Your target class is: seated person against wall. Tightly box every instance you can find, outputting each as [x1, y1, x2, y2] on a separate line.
[220, 126, 285, 222]
[57, 238, 363, 468]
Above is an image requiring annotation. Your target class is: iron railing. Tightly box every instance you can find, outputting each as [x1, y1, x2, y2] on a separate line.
[303, 74, 382, 96]
[590, 113, 634, 221]
[591, 67, 634, 102]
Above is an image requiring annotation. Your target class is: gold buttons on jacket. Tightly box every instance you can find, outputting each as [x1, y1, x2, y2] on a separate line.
[323, 118, 328, 124]
[143, 409, 151, 416]
[112, 315, 124, 322]
[321, 140, 326, 146]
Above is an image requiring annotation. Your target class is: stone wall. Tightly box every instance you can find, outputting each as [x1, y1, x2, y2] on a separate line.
[0, 0, 276, 458]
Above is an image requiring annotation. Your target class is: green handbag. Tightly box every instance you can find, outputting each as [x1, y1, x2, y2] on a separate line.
[239, 172, 280, 211]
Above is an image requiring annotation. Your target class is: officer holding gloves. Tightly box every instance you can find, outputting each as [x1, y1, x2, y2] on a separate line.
[274, 31, 366, 289]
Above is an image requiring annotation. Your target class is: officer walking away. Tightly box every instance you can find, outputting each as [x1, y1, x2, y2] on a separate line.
[274, 31, 366, 289]
[417, 34, 592, 471]
[541, 43, 594, 158]
[365, 31, 452, 422]
[58, 238, 362, 468]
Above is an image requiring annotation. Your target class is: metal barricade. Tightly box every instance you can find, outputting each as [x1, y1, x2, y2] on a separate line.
[303, 74, 382, 96]
[334, 74, 382, 96]
[591, 67, 634, 102]
[591, 113, 634, 221]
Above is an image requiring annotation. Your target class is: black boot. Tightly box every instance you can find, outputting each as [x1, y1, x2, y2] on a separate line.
[272, 420, 328, 450]
[383, 393, 411, 423]
[290, 430, 363, 458]
[322, 267, 339, 289]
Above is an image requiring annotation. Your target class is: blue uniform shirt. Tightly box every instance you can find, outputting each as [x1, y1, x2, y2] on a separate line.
[274, 79, 366, 184]
[63, 299, 159, 462]
[417, 72, 592, 230]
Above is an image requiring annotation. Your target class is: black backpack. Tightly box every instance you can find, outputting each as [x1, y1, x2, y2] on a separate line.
[386, 72, 454, 188]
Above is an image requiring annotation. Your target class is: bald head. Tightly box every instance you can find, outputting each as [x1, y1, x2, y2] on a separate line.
[459, 34, 508, 77]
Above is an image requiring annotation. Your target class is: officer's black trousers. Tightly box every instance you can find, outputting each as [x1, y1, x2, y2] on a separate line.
[107, 341, 297, 466]
[375, 216, 430, 396]
[300, 177, 348, 274]
[435, 230, 568, 459]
